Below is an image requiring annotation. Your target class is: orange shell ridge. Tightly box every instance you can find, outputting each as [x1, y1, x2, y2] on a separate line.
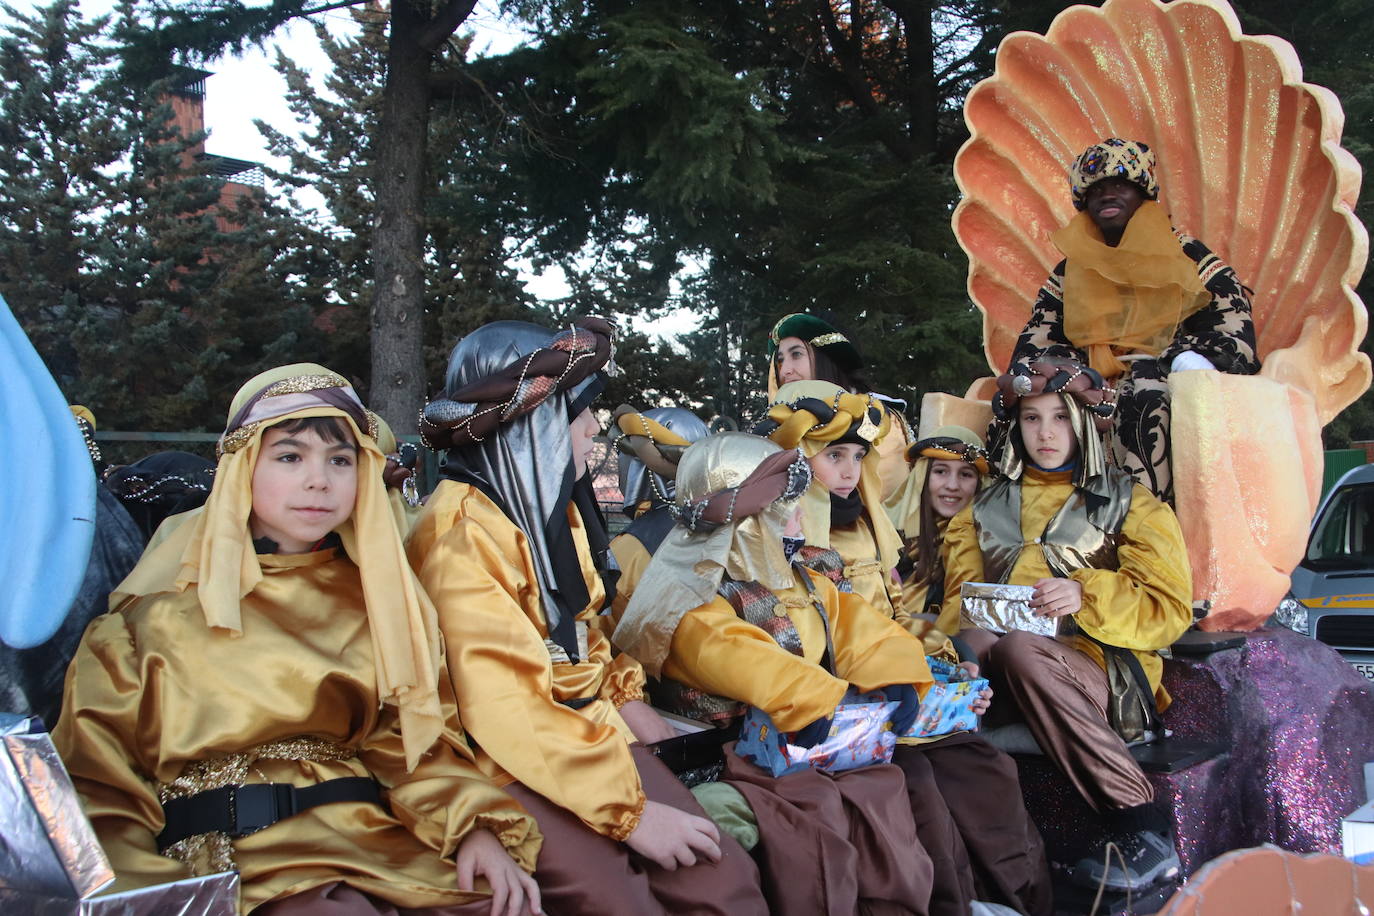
[952, 0, 1369, 424]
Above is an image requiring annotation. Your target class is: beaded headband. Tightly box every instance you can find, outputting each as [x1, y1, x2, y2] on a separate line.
[218, 373, 378, 456]
[910, 437, 990, 475]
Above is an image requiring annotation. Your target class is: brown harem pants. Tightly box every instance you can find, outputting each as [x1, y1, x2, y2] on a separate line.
[503, 743, 767, 916]
[893, 733, 1053, 916]
[721, 746, 931, 916]
[971, 629, 1154, 812]
[254, 883, 494, 915]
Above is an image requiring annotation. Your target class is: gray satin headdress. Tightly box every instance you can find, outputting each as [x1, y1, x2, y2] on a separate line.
[613, 407, 710, 515]
[428, 320, 613, 657]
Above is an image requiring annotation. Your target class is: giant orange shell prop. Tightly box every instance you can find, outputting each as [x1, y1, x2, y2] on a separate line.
[953, 0, 1368, 423]
[945, 0, 1370, 628]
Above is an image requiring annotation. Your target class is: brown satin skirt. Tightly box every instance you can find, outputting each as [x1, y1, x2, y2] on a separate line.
[722, 745, 932, 916]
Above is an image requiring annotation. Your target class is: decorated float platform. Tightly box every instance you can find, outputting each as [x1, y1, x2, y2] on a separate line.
[1011, 627, 1374, 913]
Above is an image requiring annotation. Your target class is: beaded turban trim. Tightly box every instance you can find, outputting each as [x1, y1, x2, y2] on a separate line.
[1069, 138, 1159, 210]
[909, 436, 990, 475]
[420, 317, 615, 451]
[218, 373, 378, 456]
[671, 447, 811, 534]
[992, 357, 1118, 430]
[754, 389, 889, 449]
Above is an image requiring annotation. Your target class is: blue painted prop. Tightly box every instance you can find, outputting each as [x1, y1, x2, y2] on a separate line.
[0, 293, 96, 648]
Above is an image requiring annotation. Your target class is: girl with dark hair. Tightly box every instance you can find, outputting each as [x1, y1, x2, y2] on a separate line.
[765, 312, 912, 500]
[884, 427, 989, 616]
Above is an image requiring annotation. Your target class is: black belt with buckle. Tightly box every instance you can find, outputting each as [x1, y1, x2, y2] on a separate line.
[559, 696, 597, 710]
[157, 776, 382, 851]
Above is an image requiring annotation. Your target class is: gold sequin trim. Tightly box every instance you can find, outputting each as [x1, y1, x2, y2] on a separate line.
[809, 332, 848, 347]
[217, 421, 262, 457]
[843, 560, 883, 579]
[158, 736, 355, 875]
[260, 374, 350, 398]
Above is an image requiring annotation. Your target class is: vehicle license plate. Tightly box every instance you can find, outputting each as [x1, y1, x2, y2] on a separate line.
[1353, 662, 1374, 682]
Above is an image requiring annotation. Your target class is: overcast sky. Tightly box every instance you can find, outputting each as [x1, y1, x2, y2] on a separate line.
[7, 1, 525, 172]
[6, 1, 700, 330]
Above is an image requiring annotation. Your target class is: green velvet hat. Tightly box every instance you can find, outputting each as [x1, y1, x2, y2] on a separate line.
[766, 312, 863, 372]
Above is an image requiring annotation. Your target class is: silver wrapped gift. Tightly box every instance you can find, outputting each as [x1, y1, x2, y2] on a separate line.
[0, 713, 237, 914]
[0, 713, 113, 899]
[0, 872, 238, 915]
[959, 582, 1059, 637]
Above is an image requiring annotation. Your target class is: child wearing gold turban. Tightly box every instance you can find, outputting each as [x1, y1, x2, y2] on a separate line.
[54, 364, 542, 915]
[758, 383, 1051, 916]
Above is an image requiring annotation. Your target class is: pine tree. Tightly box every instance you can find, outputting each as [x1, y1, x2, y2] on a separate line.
[0, 1, 326, 434]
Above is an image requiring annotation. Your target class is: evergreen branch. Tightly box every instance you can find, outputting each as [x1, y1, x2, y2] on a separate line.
[416, 0, 478, 53]
[300, 0, 369, 15]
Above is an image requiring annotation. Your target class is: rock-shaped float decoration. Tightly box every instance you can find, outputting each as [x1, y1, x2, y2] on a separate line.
[941, 0, 1369, 629]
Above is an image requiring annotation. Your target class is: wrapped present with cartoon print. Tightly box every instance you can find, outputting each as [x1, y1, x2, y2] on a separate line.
[735, 692, 899, 778]
[899, 657, 989, 741]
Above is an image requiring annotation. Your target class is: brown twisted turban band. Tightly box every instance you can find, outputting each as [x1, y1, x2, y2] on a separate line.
[671, 447, 812, 534]
[609, 405, 693, 479]
[420, 317, 614, 450]
[992, 357, 1118, 430]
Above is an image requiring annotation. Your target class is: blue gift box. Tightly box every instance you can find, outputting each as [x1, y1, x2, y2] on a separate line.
[735, 692, 899, 778]
[900, 658, 989, 740]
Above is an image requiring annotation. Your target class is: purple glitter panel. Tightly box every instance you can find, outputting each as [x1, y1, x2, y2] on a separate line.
[1014, 628, 1374, 878]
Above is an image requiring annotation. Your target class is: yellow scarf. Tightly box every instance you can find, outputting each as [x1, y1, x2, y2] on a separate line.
[1056, 201, 1210, 379]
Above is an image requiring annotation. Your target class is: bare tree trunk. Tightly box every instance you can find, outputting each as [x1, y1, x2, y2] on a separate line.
[369, 1, 433, 433]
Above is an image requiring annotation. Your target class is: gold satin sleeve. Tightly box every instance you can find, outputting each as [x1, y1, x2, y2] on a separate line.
[598, 651, 647, 707]
[608, 531, 653, 629]
[408, 484, 646, 841]
[662, 595, 851, 732]
[660, 571, 931, 732]
[1069, 484, 1193, 704]
[53, 614, 191, 894]
[358, 671, 540, 869]
[936, 506, 981, 636]
[829, 587, 935, 697]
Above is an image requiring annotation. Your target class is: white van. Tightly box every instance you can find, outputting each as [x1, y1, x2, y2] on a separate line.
[1273, 463, 1374, 681]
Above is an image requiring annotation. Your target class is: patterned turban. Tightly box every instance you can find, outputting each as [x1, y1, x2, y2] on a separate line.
[1069, 138, 1159, 210]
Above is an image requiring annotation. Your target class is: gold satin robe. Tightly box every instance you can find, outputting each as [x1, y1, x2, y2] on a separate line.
[827, 518, 958, 662]
[661, 568, 933, 732]
[608, 530, 653, 628]
[52, 549, 539, 914]
[407, 481, 648, 842]
[938, 467, 1193, 705]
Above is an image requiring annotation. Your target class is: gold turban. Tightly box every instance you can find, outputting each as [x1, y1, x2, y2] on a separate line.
[112, 364, 444, 770]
